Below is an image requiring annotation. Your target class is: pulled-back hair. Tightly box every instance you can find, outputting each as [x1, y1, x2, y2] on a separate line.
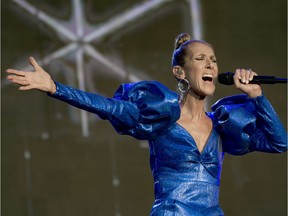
[172, 33, 213, 67]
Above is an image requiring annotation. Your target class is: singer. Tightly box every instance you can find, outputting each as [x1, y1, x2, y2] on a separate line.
[6, 33, 287, 216]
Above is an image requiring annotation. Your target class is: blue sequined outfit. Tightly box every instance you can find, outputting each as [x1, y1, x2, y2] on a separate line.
[49, 81, 287, 216]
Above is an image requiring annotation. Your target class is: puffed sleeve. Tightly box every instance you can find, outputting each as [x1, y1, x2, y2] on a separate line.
[211, 94, 287, 155]
[48, 81, 180, 140]
[112, 81, 180, 139]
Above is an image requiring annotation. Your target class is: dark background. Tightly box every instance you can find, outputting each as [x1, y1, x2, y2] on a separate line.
[1, 0, 287, 215]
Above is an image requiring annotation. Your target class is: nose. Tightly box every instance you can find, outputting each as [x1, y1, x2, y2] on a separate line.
[205, 59, 214, 69]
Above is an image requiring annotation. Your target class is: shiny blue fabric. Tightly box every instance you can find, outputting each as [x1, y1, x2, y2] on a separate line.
[49, 81, 287, 216]
[212, 94, 288, 155]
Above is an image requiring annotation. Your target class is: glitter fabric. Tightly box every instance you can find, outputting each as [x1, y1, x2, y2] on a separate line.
[49, 81, 287, 216]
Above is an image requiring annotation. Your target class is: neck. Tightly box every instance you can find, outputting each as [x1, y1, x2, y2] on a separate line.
[180, 92, 207, 121]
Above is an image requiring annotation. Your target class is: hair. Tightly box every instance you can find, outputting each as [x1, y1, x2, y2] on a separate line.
[172, 33, 213, 67]
[172, 33, 214, 103]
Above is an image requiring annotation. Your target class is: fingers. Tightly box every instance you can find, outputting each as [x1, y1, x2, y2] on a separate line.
[6, 56, 40, 87]
[234, 69, 257, 85]
[6, 57, 49, 92]
[6, 57, 41, 74]
[29, 56, 41, 70]
[233, 68, 262, 97]
[19, 85, 33, 91]
[7, 74, 29, 86]
[6, 69, 26, 77]
[6, 57, 36, 78]
[7, 74, 34, 91]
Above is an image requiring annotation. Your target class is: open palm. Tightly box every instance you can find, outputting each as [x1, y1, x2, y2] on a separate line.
[6, 57, 56, 94]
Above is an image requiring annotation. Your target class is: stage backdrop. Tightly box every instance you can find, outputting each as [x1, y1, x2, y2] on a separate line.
[2, 0, 287, 215]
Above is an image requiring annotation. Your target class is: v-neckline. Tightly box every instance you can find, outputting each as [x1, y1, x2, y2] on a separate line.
[175, 120, 214, 155]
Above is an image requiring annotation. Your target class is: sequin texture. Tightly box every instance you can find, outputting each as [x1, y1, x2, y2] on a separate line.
[49, 81, 287, 216]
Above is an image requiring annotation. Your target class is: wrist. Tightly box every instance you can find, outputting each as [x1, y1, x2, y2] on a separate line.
[49, 80, 56, 94]
[248, 89, 262, 98]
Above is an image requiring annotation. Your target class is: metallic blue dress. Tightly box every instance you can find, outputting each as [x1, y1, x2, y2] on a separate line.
[49, 81, 287, 216]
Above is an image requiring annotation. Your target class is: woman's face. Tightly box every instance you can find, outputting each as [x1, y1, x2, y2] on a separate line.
[183, 42, 218, 97]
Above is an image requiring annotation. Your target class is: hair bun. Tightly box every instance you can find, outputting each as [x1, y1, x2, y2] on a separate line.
[174, 33, 191, 50]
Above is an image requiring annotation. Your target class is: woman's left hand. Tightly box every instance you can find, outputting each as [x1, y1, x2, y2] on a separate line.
[233, 69, 262, 98]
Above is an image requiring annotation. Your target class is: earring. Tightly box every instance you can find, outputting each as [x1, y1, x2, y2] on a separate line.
[178, 78, 190, 93]
[176, 68, 182, 75]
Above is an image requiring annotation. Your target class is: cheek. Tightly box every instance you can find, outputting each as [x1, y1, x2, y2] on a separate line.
[215, 66, 219, 75]
[184, 63, 204, 80]
[186, 72, 198, 84]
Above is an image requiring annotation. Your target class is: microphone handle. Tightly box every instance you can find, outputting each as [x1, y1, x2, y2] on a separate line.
[251, 76, 288, 84]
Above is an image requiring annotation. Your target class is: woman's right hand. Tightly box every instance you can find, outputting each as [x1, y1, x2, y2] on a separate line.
[233, 69, 262, 98]
[6, 57, 56, 94]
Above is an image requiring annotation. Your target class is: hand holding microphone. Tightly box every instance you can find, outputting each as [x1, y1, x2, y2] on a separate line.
[218, 69, 287, 98]
[218, 70, 287, 85]
[234, 69, 263, 98]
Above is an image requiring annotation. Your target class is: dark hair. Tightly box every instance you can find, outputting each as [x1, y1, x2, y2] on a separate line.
[172, 33, 213, 67]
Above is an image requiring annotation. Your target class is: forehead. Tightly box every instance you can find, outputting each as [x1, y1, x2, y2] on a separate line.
[188, 42, 215, 56]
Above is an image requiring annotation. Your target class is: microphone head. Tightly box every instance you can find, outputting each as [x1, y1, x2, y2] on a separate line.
[218, 72, 234, 85]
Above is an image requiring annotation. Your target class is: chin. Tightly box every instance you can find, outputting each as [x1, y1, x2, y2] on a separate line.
[202, 87, 215, 97]
[191, 86, 215, 98]
[195, 91, 213, 99]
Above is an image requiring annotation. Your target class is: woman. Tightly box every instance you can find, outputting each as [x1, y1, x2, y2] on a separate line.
[6, 33, 287, 215]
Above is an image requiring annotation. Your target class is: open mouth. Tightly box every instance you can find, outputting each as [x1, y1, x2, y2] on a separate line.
[202, 75, 214, 82]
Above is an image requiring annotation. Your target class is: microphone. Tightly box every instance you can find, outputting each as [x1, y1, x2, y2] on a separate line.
[218, 72, 287, 85]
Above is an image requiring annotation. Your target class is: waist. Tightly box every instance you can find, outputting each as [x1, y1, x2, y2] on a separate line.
[154, 179, 220, 209]
[153, 161, 221, 185]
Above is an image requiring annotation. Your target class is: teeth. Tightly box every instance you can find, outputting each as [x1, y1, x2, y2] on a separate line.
[202, 74, 213, 78]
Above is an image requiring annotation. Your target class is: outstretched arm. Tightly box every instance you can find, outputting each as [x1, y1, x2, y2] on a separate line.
[6, 57, 56, 94]
[6, 57, 180, 140]
[6, 57, 140, 130]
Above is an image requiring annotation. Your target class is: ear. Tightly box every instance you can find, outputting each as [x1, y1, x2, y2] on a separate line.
[172, 66, 185, 79]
